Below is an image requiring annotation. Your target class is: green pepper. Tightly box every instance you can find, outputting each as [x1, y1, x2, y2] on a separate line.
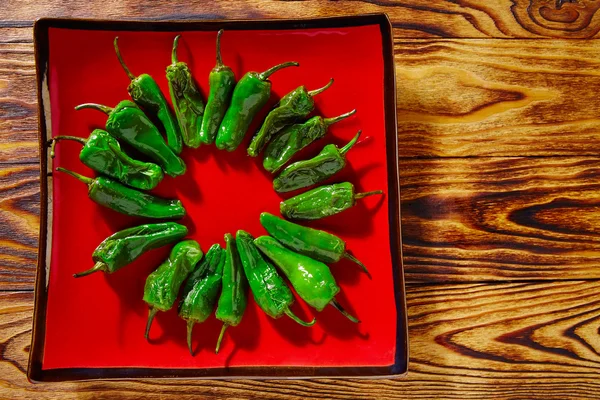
[273, 130, 361, 193]
[259, 212, 369, 275]
[75, 101, 186, 177]
[114, 37, 183, 154]
[167, 35, 205, 149]
[236, 230, 315, 326]
[56, 167, 186, 219]
[215, 61, 299, 152]
[280, 182, 383, 220]
[247, 78, 334, 157]
[49, 130, 163, 191]
[199, 30, 236, 145]
[214, 233, 248, 353]
[254, 235, 358, 323]
[263, 109, 356, 173]
[144, 240, 204, 340]
[179, 244, 225, 355]
[74, 222, 188, 278]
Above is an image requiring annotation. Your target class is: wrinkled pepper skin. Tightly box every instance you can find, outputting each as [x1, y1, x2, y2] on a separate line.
[167, 35, 205, 149]
[114, 37, 183, 154]
[144, 240, 204, 340]
[57, 167, 186, 219]
[247, 78, 333, 157]
[259, 212, 368, 275]
[75, 101, 186, 177]
[199, 30, 236, 145]
[179, 244, 225, 355]
[74, 222, 188, 277]
[215, 61, 299, 152]
[280, 182, 383, 220]
[214, 233, 248, 353]
[49, 130, 163, 190]
[236, 230, 315, 326]
[263, 109, 356, 173]
[273, 130, 361, 193]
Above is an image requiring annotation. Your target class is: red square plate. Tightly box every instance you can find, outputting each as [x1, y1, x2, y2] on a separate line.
[29, 14, 407, 381]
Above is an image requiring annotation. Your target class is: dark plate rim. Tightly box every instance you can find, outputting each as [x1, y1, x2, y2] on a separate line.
[29, 13, 407, 382]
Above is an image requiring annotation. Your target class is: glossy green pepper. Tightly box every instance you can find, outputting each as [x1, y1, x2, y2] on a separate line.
[260, 212, 369, 275]
[74, 222, 188, 277]
[263, 109, 356, 173]
[144, 240, 204, 340]
[179, 244, 225, 355]
[214, 233, 248, 353]
[75, 101, 186, 177]
[114, 37, 183, 154]
[247, 78, 334, 157]
[254, 235, 358, 322]
[273, 130, 361, 193]
[199, 30, 236, 145]
[49, 130, 163, 190]
[236, 230, 315, 326]
[167, 35, 205, 149]
[215, 61, 299, 152]
[280, 182, 383, 220]
[56, 167, 186, 219]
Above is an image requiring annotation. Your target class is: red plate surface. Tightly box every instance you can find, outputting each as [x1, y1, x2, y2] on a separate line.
[32, 16, 404, 379]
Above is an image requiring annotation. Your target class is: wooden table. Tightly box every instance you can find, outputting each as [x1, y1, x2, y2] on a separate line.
[2, 1, 600, 398]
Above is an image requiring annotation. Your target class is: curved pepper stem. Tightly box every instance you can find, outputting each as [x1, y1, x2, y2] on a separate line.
[355, 190, 384, 200]
[258, 61, 299, 81]
[330, 298, 360, 323]
[145, 307, 159, 340]
[186, 320, 196, 356]
[171, 35, 181, 64]
[340, 130, 362, 156]
[307, 78, 334, 97]
[73, 261, 108, 278]
[284, 307, 316, 327]
[75, 103, 114, 115]
[323, 109, 356, 128]
[216, 29, 224, 67]
[113, 36, 136, 81]
[343, 251, 371, 277]
[49, 136, 87, 158]
[215, 323, 228, 354]
[56, 167, 93, 185]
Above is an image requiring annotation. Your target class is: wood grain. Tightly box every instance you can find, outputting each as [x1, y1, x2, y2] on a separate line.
[401, 156, 600, 281]
[3, 0, 600, 39]
[396, 38, 600, 157]
[2, 282, 600, 398]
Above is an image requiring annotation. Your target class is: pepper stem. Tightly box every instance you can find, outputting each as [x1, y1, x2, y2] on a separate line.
[215, 323, 228, 354]
[113, 36, 136, 81]
[355, 190, 384, 200]
[323, 109, 356, 128]
[307, 78, 334, 97]
[340, 130, 362, 156]
[284, 307, 316, 327]
[75, 103, 114, 115]
[49, 136, 87, 158]
[56, 167, 94, 185]
[73, 261, 108, 278]
[172, 35, 181, 64]
[330, 298, 360, 323]
[343, 251, 371, 277]
[187, 320, 196, 356]
[258, 61, 299, 81]
[145, 307, 159, 340]
[216, 29, 224, 66]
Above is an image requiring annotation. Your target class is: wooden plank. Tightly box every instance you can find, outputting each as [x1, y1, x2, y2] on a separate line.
[2, 281, 600, 397]
[4, 0, 600, 39]
[5, 156, 600, 289]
